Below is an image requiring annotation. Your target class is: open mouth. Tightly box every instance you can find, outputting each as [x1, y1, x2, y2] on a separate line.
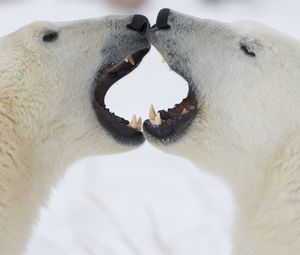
[143, 81, 199, 143]
[93, 47, 150, 145]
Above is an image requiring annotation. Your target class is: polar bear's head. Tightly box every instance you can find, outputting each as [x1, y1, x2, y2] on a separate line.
[0, 16, 150, 168]
[144, 9, 300, 180]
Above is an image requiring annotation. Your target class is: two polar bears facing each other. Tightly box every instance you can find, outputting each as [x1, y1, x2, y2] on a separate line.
[1, 8, 300, 255]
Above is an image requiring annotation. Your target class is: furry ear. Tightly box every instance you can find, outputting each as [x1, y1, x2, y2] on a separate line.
[239, 38, 262, 57]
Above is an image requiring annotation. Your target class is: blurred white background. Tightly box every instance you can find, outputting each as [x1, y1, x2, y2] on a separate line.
[0, 0, 299, 254]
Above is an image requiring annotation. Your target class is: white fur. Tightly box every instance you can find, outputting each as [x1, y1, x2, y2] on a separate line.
[0, 16, 142, 255]
[148, 10, 300, 254]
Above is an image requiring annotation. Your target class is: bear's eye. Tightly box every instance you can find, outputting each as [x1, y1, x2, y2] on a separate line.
[240, 43, 256, 57]
[42, 31, 59, 43]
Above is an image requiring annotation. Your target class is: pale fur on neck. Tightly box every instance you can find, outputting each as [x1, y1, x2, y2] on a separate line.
[0, 110, 67, 255]
[231, 131, 300, 255]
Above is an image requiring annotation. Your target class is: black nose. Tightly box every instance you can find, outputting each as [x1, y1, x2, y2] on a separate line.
[127, 15, 150, 35]
[152, 8, 171, 30]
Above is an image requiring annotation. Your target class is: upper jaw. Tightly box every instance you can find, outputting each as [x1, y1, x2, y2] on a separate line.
[149, 9, 195, 90]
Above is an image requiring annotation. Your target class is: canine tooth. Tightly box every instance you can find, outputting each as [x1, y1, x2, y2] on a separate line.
[149, 105, 156, 123]
[154, 112, 162, 125]
[128, 55, 135, 66]
[137, 117, 142, 131]
[125, 58, 129, 63]
[129, 114, 138, 129]
[182, 108, 188, 114]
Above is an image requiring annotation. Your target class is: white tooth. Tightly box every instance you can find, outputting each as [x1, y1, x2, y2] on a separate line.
[125, 58, 129, 63]
[137, 117, 142, 131]
[129, 114, 138, 129]
[154, 112, 162, 125]
[128, 55, 135, 66]
[182, 108, 188, 114]
[149, 104, 156, 122]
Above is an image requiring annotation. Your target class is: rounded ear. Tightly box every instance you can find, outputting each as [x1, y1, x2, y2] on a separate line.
[239, 38, 263, 57]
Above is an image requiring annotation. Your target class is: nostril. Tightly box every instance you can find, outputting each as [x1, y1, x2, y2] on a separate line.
[127, 15, 150, 35]
[152, 8, 171, 30]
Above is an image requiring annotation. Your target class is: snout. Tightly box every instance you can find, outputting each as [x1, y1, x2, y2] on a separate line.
[149, 9, 194, 43]
[148, 9, 191, 79]
[127, 14, 150, 35]
[149, 8, 173, 49]
[151, 8, 171, 31]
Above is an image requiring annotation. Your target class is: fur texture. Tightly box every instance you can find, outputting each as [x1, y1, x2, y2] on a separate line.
[0, 16, 147, 255]
[147, 10, 300, 254]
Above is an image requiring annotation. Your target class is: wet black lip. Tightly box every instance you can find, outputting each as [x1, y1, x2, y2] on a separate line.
[93, 47, 150, 146]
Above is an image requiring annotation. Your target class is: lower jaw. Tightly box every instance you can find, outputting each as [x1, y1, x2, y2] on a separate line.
[142, 107, 198, 144]
[93, 102, 145, 146]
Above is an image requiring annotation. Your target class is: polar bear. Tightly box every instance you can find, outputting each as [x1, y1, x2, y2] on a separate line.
[143, 9, 300, 255]
[0, 15, 150, 255]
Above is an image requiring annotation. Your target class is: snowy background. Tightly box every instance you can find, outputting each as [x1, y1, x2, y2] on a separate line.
[0, 0, 299, 254]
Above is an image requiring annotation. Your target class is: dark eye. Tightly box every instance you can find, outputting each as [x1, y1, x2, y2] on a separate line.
[43, 31, 58, 43]
[240, 43, 256, 57]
